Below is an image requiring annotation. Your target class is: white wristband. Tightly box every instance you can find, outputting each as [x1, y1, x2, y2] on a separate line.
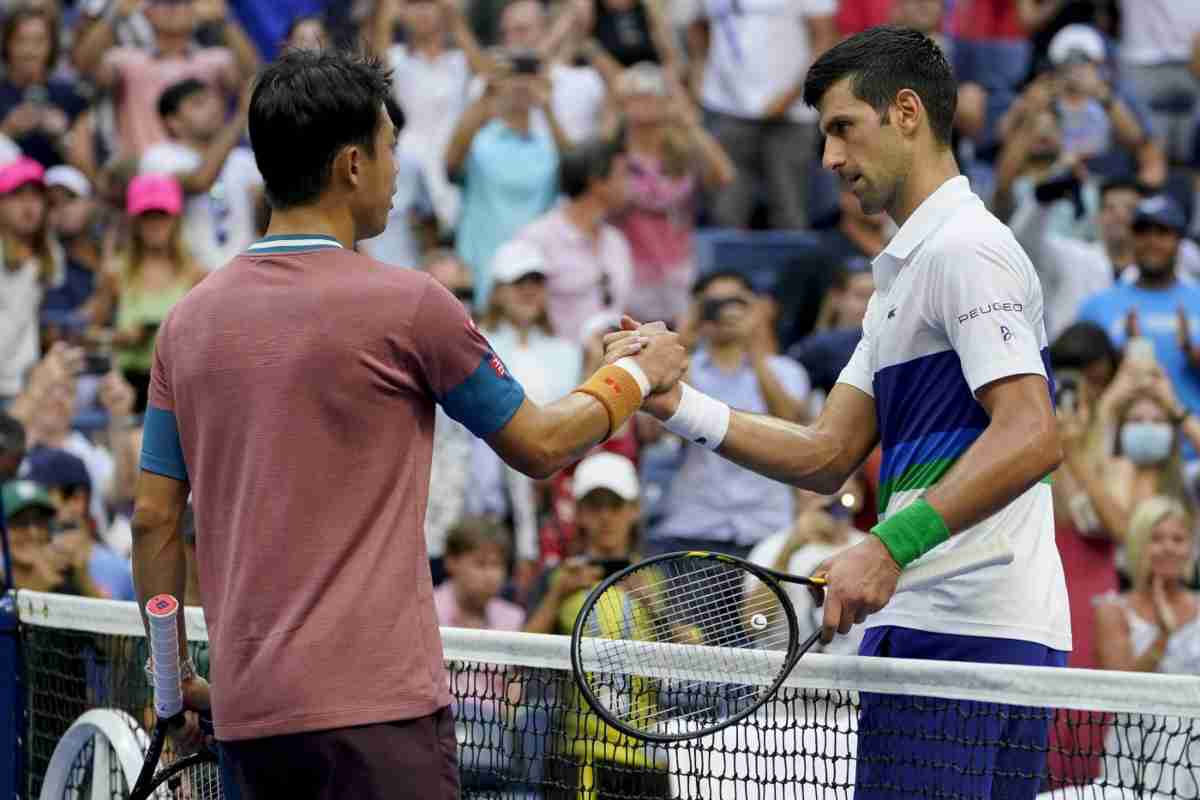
[612, 357, 651, 399]
[663, 382, 730, 450]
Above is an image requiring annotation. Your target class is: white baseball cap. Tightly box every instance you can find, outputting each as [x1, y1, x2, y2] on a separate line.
[1048, 24, 1105, 66]
[45, 165, 92, 199]
[491, 239, 546, 285]
[572, 452, 639, 502]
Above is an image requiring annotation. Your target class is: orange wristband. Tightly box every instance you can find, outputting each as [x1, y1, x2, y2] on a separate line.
[575, 364, 644, 438]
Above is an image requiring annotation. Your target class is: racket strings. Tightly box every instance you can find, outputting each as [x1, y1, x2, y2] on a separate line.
[578, 557, 794, 736]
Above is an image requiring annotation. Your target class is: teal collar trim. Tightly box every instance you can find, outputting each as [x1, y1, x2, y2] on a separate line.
[246, 234, 345, 255]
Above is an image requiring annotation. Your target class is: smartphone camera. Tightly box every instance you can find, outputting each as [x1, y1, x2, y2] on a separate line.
[511, 52, 541, 75]
[1054, 371, 1082, 414]
[700, 296, 747, 323]
[83, 351, 112, 376]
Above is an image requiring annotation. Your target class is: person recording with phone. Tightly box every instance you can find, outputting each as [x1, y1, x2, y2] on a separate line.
[446, 48, 570, 306]
[0, 6, 87, 168]
[523, 451, 644, 636]
[1077, 195, 1200, 463]
[647, 271, 811, 560]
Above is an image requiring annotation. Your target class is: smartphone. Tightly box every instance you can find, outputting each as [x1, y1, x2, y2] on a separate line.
[590, 558, 632, 580]
[700, 296, 747, 323]
[83, 351, 112, 375]
[1126, 337, 1156, 365]
[1054, 370, 1083, 414]
[1034, 170, 1081, 204]
[511, 52, 541, 75]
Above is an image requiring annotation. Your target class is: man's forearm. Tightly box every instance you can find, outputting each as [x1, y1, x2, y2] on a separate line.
[717, 411, 848, 492]
[182, 118, 245, 195]
[132, 503, 189, 662]
[221, 21, 262, 81]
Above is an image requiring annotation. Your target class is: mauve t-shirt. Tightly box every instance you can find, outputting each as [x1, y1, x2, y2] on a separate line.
[146, 236, 525, 740]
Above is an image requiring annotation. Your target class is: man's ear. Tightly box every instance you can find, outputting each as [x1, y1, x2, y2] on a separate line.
[334, 145, 363, 190]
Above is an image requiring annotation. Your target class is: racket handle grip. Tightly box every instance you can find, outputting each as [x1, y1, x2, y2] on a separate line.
[894, 533, 1014, 593]
[146, 594, 184, 719]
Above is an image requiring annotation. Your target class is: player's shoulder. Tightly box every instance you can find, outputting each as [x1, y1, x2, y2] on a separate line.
[928, 203, 1035, 279]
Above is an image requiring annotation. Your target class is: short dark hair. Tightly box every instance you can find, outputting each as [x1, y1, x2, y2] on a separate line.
[692, 270, 755, 297]
[1049, 321, 1119, 372]
[444, 516, 511, 559]
[558, 137, 623, 199]
[1100, 176, 1144, 201]
[158, 78, 207, 120]
[803, 26, 957, 147]
[249, 49, 395, 210]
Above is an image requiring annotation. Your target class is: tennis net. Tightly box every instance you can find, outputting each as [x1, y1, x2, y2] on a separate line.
[15, 588, 1200, 800]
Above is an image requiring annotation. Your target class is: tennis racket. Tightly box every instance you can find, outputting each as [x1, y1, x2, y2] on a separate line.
[129, 594, 223, 800]
[570, 532, 1013, 742]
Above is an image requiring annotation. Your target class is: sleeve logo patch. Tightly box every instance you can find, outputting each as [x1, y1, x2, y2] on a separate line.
[489, 354, 508, 378]
[958, 301, 1023, 325]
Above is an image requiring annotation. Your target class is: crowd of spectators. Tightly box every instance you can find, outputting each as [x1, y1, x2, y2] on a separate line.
[2, 0, 1200, 750]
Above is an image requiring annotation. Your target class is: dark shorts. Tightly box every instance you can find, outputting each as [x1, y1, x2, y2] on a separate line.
[855, 626, 1068, 800]
[217, 706, 459, 800]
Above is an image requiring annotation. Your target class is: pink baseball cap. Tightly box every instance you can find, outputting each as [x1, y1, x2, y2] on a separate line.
[0, 156, 45, 194]
[127, 173, 183, 216]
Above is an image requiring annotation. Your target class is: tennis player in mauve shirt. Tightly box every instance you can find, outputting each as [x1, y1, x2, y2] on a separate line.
[129, 49, 687, 800]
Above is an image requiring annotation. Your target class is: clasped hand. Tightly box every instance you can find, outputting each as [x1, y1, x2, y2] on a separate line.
[601, 316, 688, 414]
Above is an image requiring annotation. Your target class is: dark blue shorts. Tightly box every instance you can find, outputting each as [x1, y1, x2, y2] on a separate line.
[855, 626, 1069, 800]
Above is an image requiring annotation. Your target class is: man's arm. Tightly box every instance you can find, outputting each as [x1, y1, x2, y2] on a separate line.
[810, 372, 1060, 641]
[370, 0, 400, 57]
[420, 286, 686, 480]
[131, 471, 191, 666]
[923, 374, 1061, 532]
[72, 0, 140, 84]
[633, 378, 877, 494]
[441, 0, 497, 78]
[445, 95, 493, 180]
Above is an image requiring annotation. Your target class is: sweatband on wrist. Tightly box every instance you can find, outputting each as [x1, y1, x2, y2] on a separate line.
[613, 357, 651, 398]
[663, 382, 730, 450]
[574, 363, 645, 438]
[870, 498, 950, 568]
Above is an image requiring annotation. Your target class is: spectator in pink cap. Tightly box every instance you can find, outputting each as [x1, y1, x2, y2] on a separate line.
[0, 155, 59, 405]
[99, 173, 202, 411]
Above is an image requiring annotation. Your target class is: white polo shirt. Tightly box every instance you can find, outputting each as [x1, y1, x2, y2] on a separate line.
[693, 0, 835, 123]
[837, 176, 1072, 651]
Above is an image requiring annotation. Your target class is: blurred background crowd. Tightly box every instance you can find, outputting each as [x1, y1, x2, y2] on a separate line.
[2, 0, 1200, 698]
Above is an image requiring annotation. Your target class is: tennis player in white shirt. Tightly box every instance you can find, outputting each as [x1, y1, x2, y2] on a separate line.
[608, 26, 1071, 799]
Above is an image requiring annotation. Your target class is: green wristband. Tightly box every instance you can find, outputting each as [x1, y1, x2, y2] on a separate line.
[871, 498, 950, 568]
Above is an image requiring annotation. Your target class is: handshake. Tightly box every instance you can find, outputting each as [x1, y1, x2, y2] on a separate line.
[602, 316, 689, 419]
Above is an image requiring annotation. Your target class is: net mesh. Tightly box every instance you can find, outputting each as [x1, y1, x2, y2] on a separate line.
[17, 590, 1200, 800]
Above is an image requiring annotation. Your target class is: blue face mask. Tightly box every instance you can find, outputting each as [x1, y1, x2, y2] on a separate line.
[1120, 422, 1174, 465]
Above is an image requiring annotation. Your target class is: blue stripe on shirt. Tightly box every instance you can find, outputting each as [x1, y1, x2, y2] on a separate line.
[440, 353, 526, 438]
[140, 405, 188, 482]
[873, 347, 1053, 449]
